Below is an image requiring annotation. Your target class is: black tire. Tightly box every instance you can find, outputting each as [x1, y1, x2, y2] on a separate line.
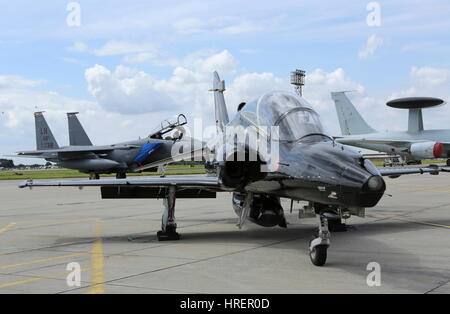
[310, 245, 328, 266]
[116, 172, 126, 179]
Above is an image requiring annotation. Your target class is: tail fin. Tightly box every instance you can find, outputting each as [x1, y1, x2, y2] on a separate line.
[34, 112, 59, 150]
[67, 112, 93, 146]
[212, 72, 229, 133]
[331, 92, 376, 136]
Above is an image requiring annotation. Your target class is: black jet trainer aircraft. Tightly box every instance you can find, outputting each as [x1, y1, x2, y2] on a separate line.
[20, 72, 450, 266]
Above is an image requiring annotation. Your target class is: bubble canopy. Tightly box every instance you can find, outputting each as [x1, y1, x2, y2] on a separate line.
[240, 91, 328, 142]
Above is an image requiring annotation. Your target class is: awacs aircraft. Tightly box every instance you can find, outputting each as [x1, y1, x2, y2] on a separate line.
[20, 72, 450, 266]
[15, 112, 191, 179]
[332, 92, 450, 165]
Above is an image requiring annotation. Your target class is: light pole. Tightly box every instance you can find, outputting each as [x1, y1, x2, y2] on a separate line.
[291, 69, 306, 97]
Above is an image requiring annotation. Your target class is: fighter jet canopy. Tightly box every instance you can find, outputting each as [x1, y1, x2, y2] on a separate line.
[241, 91, 327, 142]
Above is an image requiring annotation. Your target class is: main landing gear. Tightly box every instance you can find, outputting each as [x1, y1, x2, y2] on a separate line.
[89, 173, 100, 180]
[116, 172, 127, 179]
[309, 214, 331, 267]
[157, 186, 180, 241]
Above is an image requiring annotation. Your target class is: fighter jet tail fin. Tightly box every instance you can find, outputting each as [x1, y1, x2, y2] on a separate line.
[67, 112, 93, 146]
[331, 92, 376, 136]
[212, 72, 229, 133]
[34, 112, 59, 150]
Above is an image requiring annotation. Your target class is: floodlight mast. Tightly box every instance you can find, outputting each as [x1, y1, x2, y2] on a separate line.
[291, 69, 306, 96]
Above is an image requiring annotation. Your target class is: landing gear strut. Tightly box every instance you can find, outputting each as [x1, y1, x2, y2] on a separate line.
[309, 215, 331, 267]
[157, 186, 180, 241]
[314, 204, 347, 232]
[89, 173, 100, 180]
[116, 172, 127, 179]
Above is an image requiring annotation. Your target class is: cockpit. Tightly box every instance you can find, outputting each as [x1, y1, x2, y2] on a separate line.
[149, 114, 187, 140]
[239, 91, 329, 142]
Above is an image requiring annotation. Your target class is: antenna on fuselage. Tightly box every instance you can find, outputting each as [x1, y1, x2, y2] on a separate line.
[291, 69, 306, 97]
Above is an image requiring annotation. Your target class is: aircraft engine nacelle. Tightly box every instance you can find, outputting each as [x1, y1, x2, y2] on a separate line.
[232, 193, 285, 228]
[60, 159, 120, 171]
[410, 142, 443, 159]
[219, 148, 267, 188]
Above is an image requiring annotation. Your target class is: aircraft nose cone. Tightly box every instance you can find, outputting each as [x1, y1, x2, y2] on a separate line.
[366, 175, 385, 192]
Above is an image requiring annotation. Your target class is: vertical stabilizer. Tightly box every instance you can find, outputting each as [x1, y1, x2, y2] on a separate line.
[331, 92, 376, 136]
[35, 112, 59, 150]
[212, 72, 229, 133]
[67, 112, 93, 146]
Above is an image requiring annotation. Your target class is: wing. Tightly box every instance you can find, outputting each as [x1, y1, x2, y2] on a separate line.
[135, 148, 206, 171]
[17, 145, 140, 156]
[19, 176, 225, 191]
[379, 166, 450, 178]
[338, 138, 412, 147]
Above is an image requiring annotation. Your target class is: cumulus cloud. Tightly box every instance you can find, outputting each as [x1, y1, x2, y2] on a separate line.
[410, 66, 450, 86]
[83, 52, 373, 136]
[358, 34, 383, 60]
[85, 65, 174, 114]
[228, 72, 288, 107]
[84, 50, 239, 117]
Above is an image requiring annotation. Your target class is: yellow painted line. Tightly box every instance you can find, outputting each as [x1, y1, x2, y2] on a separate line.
[0, 252, 88, 270]
[372, 214, 450, 229]
[0, 255, 129, 290]
[0, 223, 17, 233]
[87, 219, 105, 294]
[13, 218, 97, 230]
[0, 241, 89, 257]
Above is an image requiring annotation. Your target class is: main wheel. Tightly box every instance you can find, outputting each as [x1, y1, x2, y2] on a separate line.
[116, 172, 126, 179]
[310, 245, 328, 266]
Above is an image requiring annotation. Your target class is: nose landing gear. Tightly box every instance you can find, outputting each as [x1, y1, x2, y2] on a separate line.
[309, 215, 331, 267]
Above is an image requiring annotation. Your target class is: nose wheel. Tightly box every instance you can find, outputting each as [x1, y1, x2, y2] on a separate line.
[309, 244, 328, 267]
[309, 215, 330, 266]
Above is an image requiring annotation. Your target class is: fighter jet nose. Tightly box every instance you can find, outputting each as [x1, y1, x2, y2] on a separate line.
[350, 175, 386, 208]
[366, 175, 385, 192]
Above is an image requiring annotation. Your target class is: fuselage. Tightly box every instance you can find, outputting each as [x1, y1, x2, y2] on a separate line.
[29, 137, 180, 174]
[337, 129, 450, 158]
[244, 138, 385, 208]
[217, 91, 386, 209]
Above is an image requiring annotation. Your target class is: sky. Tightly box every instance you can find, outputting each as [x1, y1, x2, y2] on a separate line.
[0, 0, 450, 164]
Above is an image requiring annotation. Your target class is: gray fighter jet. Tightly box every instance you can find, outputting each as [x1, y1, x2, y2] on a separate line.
[16, 112, 191, 179]
[20, 72, 450, 266]
[332, 92, 450, 165]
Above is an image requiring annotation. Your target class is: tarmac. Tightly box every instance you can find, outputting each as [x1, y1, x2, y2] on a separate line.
[0, 173, 449, 294]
